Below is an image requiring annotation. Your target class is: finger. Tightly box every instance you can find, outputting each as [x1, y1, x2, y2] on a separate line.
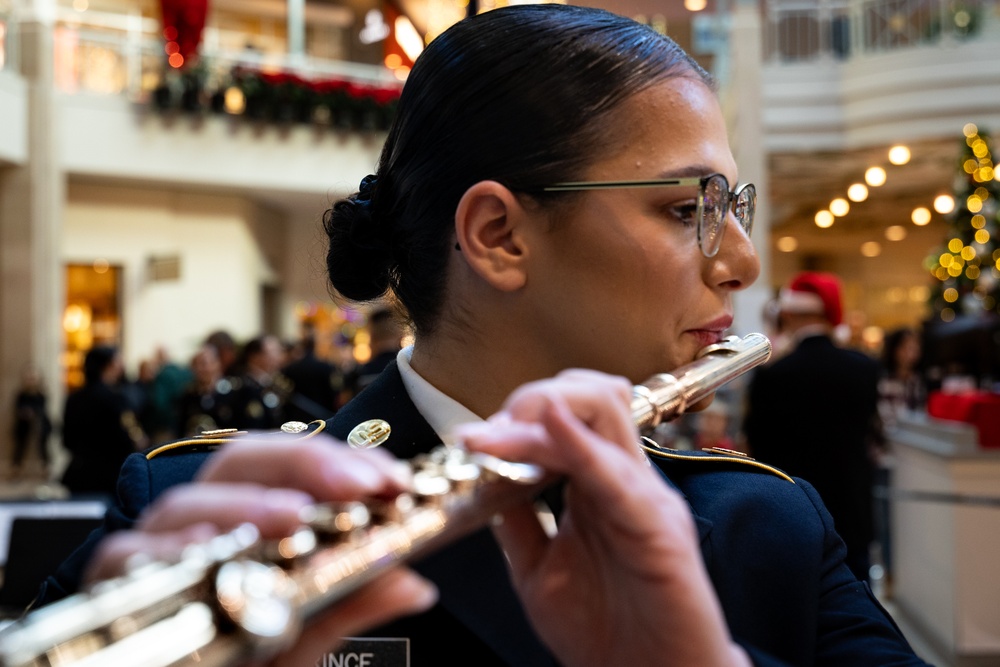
[456, 420, 564, 472]
[497, 372, 638, 458]
[138, 483, 313, 538]
[84, 523, 219, 584]
[268, 568, 437, 667]
[457, 395, 642, 480]
[490, 502, 550, 583]
[540, 396, 637, 494]
[468, 397, 661, 517]
[197, 437, 411, 501]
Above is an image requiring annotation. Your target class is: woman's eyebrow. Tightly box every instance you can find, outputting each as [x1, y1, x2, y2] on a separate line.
[655, 165, 715, 179]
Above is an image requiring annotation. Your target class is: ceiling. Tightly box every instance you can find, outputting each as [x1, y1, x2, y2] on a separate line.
[768, 138, 962, 253]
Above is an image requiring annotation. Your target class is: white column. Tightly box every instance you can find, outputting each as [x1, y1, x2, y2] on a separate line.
[0, 0, 65, 471]
[287, 0, 305, 62]
[728, 0, 772, 339]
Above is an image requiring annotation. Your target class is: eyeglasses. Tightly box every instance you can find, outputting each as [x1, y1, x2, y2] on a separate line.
[537, 173, 756, 258]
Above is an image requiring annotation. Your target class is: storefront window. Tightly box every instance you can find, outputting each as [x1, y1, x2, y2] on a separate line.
[64, 262, 122, 389]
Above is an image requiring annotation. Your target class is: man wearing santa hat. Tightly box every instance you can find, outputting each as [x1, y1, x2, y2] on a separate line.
[743, 271, 880, 584]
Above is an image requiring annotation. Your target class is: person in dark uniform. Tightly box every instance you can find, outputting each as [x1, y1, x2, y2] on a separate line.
[174, 344, 237, 436]
[342, 308, 404, 400]
[11, 366, 52, 477]
[744, 271, 881, 583]
[281, 331, 343, 422]
[205, 329, 239, 376]
[60, 346, 145, 497]
[229, 334, 290, 431]
[40, 6, 927, 665]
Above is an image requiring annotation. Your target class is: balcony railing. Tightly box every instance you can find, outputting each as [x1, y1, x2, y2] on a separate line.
[47, 8, 396, 101]
[765, 0, 999, 61]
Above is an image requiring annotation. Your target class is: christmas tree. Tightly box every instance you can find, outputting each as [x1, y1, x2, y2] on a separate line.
[927, 125, 1000, 321]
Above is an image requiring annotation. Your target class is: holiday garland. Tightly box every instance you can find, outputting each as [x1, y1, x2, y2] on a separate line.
[150, 66, 403, 132]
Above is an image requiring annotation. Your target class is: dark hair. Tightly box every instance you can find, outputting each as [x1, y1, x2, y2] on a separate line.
[241, 334, 274, 363]
[368, 307, 403, 343]
[325, 4, 712, 335]
[83, 345, 118, 385]
[881, 327, 919, 377]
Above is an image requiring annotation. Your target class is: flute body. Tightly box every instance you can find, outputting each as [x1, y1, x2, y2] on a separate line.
[0, 333, 771, 667]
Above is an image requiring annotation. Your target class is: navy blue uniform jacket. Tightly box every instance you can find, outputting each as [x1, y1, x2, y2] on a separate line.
[41, 362, 927, 666]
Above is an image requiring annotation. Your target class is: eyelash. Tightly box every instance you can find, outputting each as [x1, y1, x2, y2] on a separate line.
[661, 201, 699, 228]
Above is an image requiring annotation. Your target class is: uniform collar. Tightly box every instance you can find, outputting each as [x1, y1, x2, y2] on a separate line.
[396, 346, 483, 442]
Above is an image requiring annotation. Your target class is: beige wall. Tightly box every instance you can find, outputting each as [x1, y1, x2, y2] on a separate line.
[64, 182, 281, 369]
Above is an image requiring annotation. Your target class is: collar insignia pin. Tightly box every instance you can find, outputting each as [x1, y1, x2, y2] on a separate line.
[348, 419, 392, 449]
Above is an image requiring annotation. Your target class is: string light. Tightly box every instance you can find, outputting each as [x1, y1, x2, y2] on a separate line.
[815, 210, 834, 228]
[847, 183, 869, 202]
[888, 145, 911, 165]
[865, 167, 887, 187]
[830, 198, 850, 216]
[911, 207, 931, 225]
[934, 194, 955, 214]
[860, 241, 881, 257]
[776, 236, 798, 252]
[885, 226, 906, 241]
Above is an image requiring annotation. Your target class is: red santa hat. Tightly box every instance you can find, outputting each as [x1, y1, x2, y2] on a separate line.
[777, 271, 843, 326]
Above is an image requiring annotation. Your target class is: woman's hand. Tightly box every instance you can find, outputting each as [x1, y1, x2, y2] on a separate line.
[85, 438, 438, 667]
[455, 369, 750, 667]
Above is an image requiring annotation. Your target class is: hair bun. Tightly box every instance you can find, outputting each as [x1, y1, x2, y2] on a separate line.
[324, 195, 393, 302]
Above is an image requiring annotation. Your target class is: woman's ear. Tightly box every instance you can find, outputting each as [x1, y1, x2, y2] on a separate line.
[454, 180, 530, 292]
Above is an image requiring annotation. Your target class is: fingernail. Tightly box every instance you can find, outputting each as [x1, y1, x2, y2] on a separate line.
[413, 580, 439, 611]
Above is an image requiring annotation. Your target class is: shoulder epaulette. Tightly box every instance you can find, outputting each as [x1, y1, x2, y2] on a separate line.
[145, 421, 327, 460]
[639, 439, 795, 483]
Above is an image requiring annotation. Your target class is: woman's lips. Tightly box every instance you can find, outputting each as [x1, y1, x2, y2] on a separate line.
[685, 317, 732, 347]
[685, 329, 726, 347]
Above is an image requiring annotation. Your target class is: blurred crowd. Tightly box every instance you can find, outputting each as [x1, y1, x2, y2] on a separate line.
[8, 308, 406, 499]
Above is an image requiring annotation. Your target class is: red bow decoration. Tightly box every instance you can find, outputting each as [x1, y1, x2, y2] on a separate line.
[159, 0, 208, 67]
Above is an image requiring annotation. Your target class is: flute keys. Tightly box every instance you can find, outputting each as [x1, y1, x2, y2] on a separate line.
[470, 452, 545, 485]
[215, 560, 300, 649]
[268, 528, 319, 565]
[411, 470, 451, 497]
[301, 503, 371, 539]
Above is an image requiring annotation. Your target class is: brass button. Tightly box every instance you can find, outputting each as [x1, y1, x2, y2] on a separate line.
[347, 419, 391, 449]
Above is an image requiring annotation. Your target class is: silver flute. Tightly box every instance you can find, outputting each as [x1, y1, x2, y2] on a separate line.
[0, 333, 770, 667]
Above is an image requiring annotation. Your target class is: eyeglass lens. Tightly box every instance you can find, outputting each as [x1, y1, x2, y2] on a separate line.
[699, 175, 755, 258]
[700, 174, 729, 257]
